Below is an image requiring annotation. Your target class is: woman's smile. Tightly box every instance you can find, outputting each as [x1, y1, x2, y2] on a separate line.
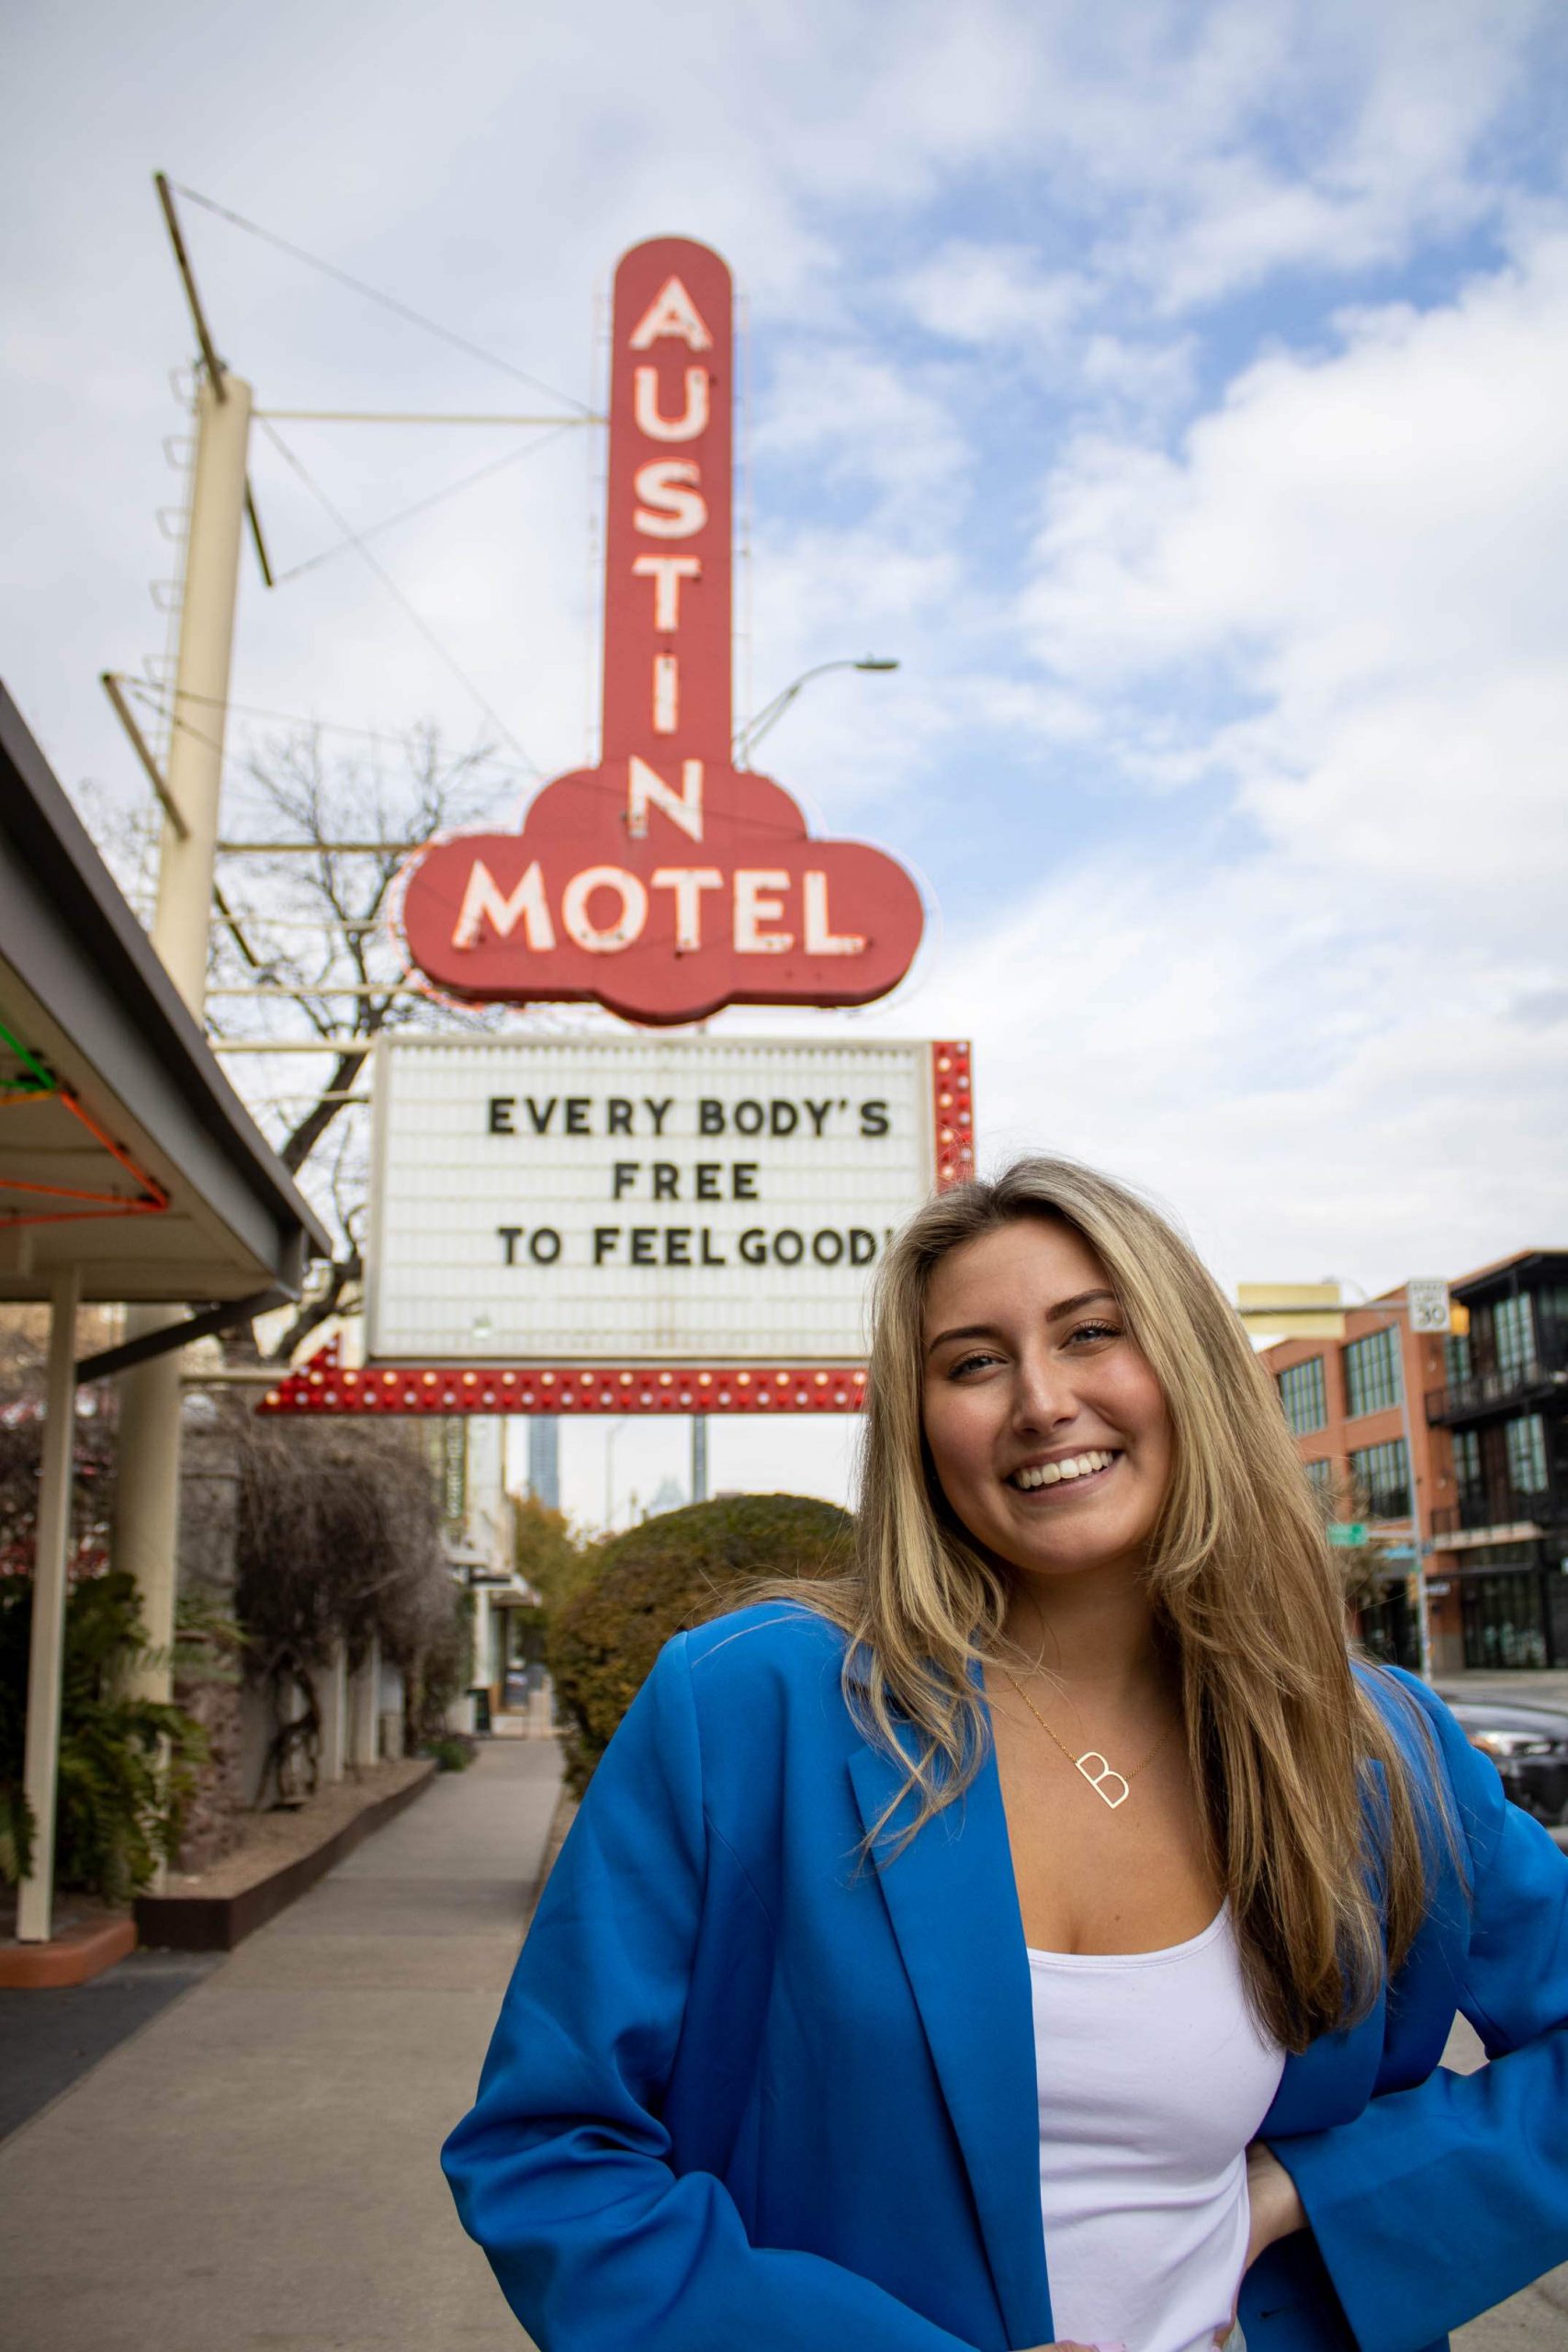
[1006, 1445, 1123, 1496]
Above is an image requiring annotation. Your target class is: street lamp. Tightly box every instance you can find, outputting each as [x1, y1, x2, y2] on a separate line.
[604, 1418, 630, 1532]
[733, 657, 899, 766]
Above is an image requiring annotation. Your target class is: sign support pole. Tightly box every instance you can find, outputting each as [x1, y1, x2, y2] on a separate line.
[116, 369, 253, 1719]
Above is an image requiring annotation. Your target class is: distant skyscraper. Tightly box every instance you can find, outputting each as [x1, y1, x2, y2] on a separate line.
[528, 1416, 560, 1512]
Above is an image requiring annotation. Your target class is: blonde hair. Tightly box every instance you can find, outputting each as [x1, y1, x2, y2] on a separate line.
[738, 1155, 1447, 2052]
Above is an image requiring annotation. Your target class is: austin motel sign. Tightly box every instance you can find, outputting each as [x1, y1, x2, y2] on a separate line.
[398, 237, 924, 1023]
[259, 239, 970, 1423]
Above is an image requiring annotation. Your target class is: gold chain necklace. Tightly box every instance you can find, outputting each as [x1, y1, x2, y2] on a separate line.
[998, 1667, 1178, 1811]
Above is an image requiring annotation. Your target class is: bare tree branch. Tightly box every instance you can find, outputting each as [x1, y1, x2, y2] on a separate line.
[205, 722, 517, 1360]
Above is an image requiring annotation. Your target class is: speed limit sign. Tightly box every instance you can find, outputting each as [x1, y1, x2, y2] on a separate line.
[1406, 1279, 1451, 1333]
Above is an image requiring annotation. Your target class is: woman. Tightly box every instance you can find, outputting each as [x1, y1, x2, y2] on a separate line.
[443, 1158, 1568, 2352]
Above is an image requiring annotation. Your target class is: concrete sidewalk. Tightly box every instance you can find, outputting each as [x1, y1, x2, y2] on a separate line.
[0, 1739, 561, 2352]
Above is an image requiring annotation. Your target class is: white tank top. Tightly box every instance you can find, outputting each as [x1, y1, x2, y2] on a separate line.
[1027, 1905, 1284, 2352]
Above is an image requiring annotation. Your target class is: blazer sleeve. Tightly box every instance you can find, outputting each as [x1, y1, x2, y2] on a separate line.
[441, 1632, 978, 2352]
[1268, 1679, 1568, 2352]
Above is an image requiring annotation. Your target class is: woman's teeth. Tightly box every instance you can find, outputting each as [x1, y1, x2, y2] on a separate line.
[1011, 1449, 1118, 1490]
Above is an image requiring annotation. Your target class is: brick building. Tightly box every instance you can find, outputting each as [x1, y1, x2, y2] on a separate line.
[1261, 1298, 1461, 1675]
[1261, 1252, 1568, 1676]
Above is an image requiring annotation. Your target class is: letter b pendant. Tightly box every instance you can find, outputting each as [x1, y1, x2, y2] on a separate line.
[1075, 1750, 1131, 1809]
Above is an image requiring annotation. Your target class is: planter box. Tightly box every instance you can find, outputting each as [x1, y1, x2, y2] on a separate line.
[134, 1759, 436, 1952]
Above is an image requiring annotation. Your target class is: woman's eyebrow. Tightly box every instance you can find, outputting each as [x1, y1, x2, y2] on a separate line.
[1044, 1287, 1118, 1324]
[923, 1322, 999, 1355]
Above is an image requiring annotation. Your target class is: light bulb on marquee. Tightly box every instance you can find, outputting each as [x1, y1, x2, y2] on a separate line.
[397, 238, 924, 1026]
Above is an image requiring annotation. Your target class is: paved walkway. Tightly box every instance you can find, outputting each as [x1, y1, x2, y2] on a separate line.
[0, 1740, 561, 2352]
[1, 1739, 1563, 2348]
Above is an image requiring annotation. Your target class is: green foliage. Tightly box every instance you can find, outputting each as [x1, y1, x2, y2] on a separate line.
[423, 1735, 472, 1772]
[512, 1494, 603, 1616]
[548, 1493, 852, 1794]
[0, 1570, 207, 1899]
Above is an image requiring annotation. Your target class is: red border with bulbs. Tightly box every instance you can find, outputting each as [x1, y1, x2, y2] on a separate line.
[256, 1041, 972, 1417]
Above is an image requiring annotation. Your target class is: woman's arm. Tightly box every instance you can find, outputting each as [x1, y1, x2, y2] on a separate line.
[1266, 1682, 1568, 2352]
[442, 1634, 981, 2352]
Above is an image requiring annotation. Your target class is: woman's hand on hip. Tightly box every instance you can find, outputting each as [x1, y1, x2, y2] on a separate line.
[1245, 2140, 1307, 2267]
[1021, 2152, 1303, 2352]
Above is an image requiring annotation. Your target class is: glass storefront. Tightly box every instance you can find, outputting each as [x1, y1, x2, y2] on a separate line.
[1459, 1555, 1551, 1669]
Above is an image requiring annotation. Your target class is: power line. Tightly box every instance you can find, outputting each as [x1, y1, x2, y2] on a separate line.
[269, 423, 575, 587]
[122, 675, 522, 763]
[257, 408, 602, 427]
[256, 418, 542, 773]
[171, 181, 594, 417]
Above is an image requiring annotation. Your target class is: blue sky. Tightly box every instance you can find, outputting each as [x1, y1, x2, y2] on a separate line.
[6, 0, 1568, 1519]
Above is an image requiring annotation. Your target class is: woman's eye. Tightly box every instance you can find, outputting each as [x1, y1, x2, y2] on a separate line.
[948, 1351, 999, 1377]
[1068, 1320, 1122, 1345]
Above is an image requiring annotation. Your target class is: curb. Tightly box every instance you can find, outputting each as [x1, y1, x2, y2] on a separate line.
[0, 1912, 138, 1990]
[134, 1760, 439, 1952]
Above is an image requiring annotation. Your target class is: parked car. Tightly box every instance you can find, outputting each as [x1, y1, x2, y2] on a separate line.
[1439, 1695, 1568, 1826]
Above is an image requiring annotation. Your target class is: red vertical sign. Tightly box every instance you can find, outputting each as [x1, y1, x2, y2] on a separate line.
[400, 237, 924, 1024]
[601, 239, 733, 767]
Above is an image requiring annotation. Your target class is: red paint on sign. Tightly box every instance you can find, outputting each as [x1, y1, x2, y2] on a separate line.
[399, 237, 923, 1025]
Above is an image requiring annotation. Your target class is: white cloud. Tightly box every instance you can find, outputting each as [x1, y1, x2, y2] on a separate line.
[924, 221, 1568, 1290]
[1021, 226, 1568, 931]
[896, 242, 1089, 349]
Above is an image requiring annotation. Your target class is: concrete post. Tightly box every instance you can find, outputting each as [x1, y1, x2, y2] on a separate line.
[116, 370, 253, 1713]
[17, 1269, 82, 1942]
[318, 1644, 348, 1784]
[471, 1584, 491, 1709]
[349, 1634, 381, 1769]
[691, 1414, 708, 1504]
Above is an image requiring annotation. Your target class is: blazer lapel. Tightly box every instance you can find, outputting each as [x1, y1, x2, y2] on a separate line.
[847, 1726, 1053, 2352]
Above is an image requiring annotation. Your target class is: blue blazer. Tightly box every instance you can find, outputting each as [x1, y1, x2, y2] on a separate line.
[443, 1602, 1568, 2352]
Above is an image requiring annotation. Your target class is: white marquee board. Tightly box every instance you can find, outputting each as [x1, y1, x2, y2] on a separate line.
[367, 1035, 939, 1363]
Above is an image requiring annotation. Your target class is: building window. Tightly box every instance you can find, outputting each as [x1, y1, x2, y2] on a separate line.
[1278, 1356, 1328, 1435]
[1444, 1331, 1472, 1386]
[1303, 1457, 1337, 1502]
[1344, 1326, 1402, 1419]
[1506, 1413, 1550, 1502]
[1454, 1428, 1483, 1497]
[1349, 1437, 1411, 1520]
[1494, 1292, 1537, 1380]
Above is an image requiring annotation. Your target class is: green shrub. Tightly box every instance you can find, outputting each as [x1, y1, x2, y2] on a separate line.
[0, 1570, 206, 1899]
[547, 1493, 852, 1794]
[423, 1735, 472, 1772]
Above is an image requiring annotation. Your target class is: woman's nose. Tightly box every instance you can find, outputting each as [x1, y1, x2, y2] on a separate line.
[1011, 1350, 1077, 1429]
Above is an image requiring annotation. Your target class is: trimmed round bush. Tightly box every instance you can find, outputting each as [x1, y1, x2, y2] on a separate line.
[548, 1493, 852, 1793]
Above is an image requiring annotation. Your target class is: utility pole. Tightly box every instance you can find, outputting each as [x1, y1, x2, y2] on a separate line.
[115, 181, 254, 1708]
